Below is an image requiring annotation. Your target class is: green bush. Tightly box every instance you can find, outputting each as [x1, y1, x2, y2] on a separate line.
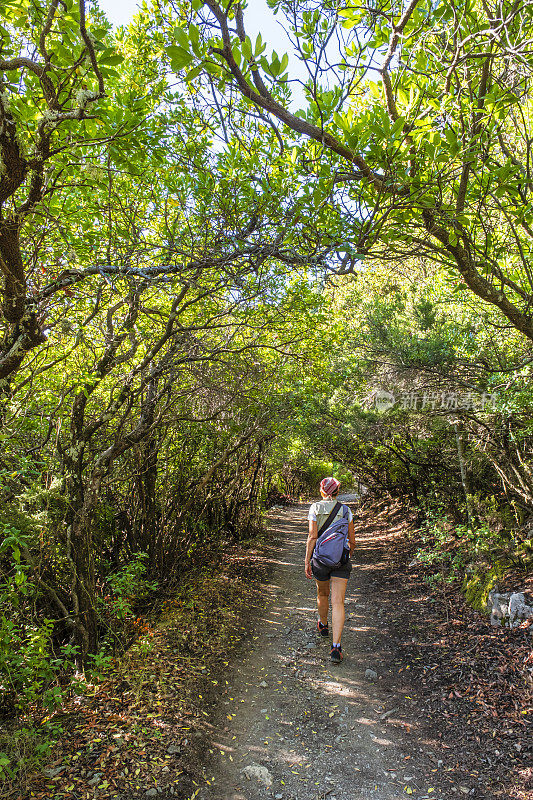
[97, 552, 159, 649]
[0, 718, 65, 789]
[0, 526, 79, 715]
[412, 508, 529, 610]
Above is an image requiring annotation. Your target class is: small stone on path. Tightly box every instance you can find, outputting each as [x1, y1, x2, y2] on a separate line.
[44, 767, 65, 778]
[242, 764, 273, 787]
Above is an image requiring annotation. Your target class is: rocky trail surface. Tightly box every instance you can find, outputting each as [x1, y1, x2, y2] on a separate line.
[197, 501, 452, 800]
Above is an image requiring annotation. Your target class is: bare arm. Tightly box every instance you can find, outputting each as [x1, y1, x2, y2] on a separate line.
[305, 520, 317, 578]
[348, 519, 356, 556]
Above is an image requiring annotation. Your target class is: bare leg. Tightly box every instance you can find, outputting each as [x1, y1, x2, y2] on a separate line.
[315, 579, 330, 626]
[331, 577, 348, 644]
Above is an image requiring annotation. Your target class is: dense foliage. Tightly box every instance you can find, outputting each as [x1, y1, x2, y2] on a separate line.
[1, 0, 532, 783]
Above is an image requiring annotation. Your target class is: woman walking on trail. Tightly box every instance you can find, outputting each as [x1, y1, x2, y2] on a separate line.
[305, 477, 356, 663]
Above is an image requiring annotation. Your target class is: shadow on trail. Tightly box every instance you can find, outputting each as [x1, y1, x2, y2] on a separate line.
[198, 503, 441, 800]
[196, 499, 517, 800]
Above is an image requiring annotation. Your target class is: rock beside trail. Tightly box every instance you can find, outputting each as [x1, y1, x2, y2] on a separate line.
[43, 767, 65, 778]
[488, 589, 533, 627]
[365, 668, 378, 680]
[242, 764, 273, 786]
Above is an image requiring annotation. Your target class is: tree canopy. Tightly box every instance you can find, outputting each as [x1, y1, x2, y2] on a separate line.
[175, 0, 533, 340]
[1, 0, 532, 787]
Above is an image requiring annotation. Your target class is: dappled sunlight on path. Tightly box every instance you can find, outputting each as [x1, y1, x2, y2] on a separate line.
[198, 504, 444, 800]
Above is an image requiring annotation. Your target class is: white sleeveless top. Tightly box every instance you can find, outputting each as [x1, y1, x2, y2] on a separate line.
[308, 499, 353, 533]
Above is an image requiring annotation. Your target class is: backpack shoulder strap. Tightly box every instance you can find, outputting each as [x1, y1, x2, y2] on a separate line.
[317, 501, 341, 537]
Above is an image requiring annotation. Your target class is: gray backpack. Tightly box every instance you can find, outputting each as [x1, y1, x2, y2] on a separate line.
[312, 502, 350, 567]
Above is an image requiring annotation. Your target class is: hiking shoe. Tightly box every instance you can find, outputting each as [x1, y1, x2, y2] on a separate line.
[317, 621, 329, 637]
[330, 645, 343, 663]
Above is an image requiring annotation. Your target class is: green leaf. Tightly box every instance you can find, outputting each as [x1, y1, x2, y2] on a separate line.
[241, 36, 252, 61]
[186, 64, 203, 82]
[99, 54, 124, 66]
[174, 26, 190, 49]
[368, 81, 381, 99]
[167, 45, 194, 70]
[189, 23, 200, 47]
[254, 33, 265, 56]
[391, 116, 405, 136]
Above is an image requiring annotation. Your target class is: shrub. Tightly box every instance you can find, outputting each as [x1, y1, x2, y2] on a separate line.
[97, 552, 159, 650]
[0, 526, 79, 715]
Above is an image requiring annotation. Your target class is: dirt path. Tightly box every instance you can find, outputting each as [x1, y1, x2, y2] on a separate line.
[22, 499, 528, 800]
[198, 503, 442, 800]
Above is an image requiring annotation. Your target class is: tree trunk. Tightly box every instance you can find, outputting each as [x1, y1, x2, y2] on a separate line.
[136, 436, 160, 575]
[454, 423, 475, 528]
[65, 472, 101, 665]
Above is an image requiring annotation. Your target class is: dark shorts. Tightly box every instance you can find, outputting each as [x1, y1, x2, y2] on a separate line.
[311, 556, 352, 582]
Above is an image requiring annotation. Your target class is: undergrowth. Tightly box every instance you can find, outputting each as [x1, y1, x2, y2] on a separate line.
[8, 529, 268, 800]
[411, 507, 532, 610]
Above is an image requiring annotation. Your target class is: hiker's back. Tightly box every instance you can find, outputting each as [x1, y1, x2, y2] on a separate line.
[305, 477, 355, 663]
[311, 499, 345, 534]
